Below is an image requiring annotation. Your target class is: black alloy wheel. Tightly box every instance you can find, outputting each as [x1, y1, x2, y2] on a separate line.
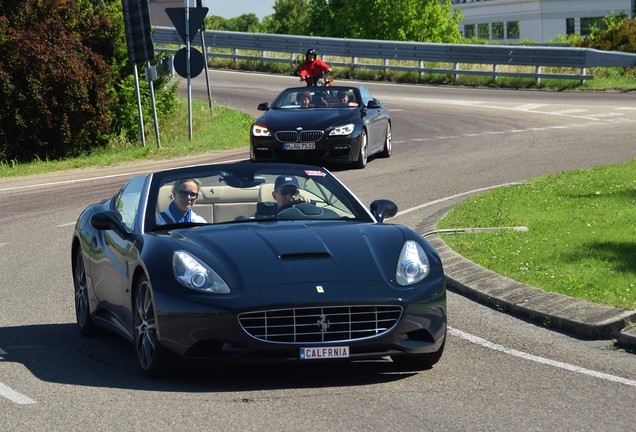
[353, 129, 368, 169]
[73, 248, 97, 336]
[378, 122, 392, 158]
[134, 276, 168, 377]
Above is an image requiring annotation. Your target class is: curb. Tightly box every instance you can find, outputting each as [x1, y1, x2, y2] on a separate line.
[418, 211, 636, 348]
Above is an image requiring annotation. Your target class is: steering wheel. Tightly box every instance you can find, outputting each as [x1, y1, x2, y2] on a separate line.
[277, 199, 305, 213]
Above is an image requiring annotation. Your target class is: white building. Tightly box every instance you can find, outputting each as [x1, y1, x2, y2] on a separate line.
[452, 0, 635, 43]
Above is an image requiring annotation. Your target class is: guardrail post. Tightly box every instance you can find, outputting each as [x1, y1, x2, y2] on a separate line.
[419, 60, 424, 79]
[454, 63, 460, 82]
[536, 65, 542, 85]
[352, 56, 357, 73]
[233, 48, 239, 66]
[493, 64, 499, 82]
[581, 67, 587, 85]
[384, 58, 390, 75]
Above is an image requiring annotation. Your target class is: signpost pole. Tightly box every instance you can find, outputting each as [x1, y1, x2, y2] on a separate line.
[132, 63, 146, 147]
[185, 1, 192, 140]
[146, 61, 161, 148]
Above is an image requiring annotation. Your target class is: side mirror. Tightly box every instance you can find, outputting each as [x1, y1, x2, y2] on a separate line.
[257, 102, 269, 111]
[90, 210, 129, 239]
[367, 99, 381, 109]
[370, 199, 398, 223]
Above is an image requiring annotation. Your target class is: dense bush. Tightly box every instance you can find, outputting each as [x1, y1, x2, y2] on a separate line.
[576, 16, 636, 53]
[0, 0, 177, 164]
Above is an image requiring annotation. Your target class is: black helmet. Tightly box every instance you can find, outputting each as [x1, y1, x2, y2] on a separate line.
[306, 48, 317, 58]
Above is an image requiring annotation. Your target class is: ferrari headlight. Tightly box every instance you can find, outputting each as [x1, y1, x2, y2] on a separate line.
[396, 241, 430, 286]
[329, 124, 354, 136]
[252, 124, 271, 137]
[173, 251, 230, 294]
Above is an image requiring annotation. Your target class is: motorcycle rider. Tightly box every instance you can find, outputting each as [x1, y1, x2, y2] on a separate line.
[299, 48, 332, 86]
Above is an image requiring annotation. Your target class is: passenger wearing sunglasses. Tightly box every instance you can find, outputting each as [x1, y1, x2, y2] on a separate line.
[156, 178, 207, 224]
[272, 175, 310, 210]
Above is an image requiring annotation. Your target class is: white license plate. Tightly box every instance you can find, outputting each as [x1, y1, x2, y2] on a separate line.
[300, 346, 350, 360]
[284, 142, 315, 150]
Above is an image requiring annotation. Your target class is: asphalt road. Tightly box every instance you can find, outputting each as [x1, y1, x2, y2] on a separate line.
[1, 71, 635, 431]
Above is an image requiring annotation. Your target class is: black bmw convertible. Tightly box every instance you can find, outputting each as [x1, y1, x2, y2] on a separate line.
[71, 162, 445, 376]
[250, 85, 392, 169]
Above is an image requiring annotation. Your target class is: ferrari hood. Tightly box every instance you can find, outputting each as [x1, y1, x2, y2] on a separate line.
[173, 222, 406, 287]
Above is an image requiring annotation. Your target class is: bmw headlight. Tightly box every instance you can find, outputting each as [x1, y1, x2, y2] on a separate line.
[396, 241, 430, 286]
[252, 124, 271, 137]
[329, 124, 354, 136]
[173, 251, 230, 294]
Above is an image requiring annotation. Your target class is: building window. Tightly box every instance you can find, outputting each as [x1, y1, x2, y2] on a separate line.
[464, 24, 475, 38]
[566, 18, 575, 35]
[492, 22, 504, 39]
[507, 21, 519, 39]
[581, 17, 603, 36]
[478, 23, 490, 39]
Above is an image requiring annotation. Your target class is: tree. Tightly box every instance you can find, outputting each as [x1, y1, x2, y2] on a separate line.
[307, 0, 463, 43]
[205, 13, 262, 32]
[0, 0, 177, 163]
[261, 0, 310, 36]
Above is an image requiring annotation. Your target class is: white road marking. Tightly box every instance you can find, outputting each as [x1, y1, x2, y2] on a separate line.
[0, 242, 7, 249]
[394, 182, 522, 218]
[449, 326, 636, 388]
[0, 382, 36, 405]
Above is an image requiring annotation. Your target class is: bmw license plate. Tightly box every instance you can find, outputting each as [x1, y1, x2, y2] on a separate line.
[299, 346, 349, 360]
[284, 142, 315, 150]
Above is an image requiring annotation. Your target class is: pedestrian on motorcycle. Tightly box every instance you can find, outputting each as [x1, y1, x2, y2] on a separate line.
[299, 48, 332, 86]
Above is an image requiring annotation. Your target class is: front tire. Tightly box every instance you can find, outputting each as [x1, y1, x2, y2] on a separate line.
[352, 129, 368, 169]
[134, 276, 169, 377]
[378, 122, 392, 158]
[73, 247, 97, 336]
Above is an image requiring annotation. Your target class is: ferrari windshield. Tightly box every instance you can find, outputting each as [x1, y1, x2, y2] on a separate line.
[271, 86, 360, 109]
[147, 162, 373, 228]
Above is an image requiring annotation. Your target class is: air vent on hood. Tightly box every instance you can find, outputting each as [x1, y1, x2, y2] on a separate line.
[279, 252, 331, 260]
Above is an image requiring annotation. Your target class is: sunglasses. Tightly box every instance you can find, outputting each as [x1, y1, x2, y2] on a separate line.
[277, 188, 299, 196]
[178, 190, 199, 199]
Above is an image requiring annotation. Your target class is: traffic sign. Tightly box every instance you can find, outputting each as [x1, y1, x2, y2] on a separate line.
[165, 7, 209, 44]
[173, 47, 205, 78]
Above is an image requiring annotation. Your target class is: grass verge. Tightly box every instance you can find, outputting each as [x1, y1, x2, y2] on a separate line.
[436, 159, 636, 310]
[0, 98, 254, 178]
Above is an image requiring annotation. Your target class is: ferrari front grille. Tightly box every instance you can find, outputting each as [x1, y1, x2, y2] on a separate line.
[275, 130, 324, 143]
[238, 305, 403, 344]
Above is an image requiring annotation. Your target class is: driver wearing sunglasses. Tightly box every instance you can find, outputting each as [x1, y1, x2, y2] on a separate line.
[156, 178, 207, 224]
[272, 175, 310, 210]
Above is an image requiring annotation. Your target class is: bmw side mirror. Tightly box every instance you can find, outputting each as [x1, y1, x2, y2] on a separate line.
[367, 99, 381, 109]
[370, 199, 398, 223]
[257, 102, 269, 111]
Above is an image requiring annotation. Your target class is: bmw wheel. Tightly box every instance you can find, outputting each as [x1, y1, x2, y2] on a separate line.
[73, 247, 97, 336]
[353, 129, 368, 169]
[378, 122, 392, 158]
[134, 276, 168, 377]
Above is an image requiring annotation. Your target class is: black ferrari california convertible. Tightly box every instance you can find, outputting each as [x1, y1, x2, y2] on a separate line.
[71, 162, 445, 376]
[250, 85, 392, 169]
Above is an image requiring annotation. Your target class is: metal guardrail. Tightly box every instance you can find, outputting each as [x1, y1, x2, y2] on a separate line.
[152, 26, 636, 83]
